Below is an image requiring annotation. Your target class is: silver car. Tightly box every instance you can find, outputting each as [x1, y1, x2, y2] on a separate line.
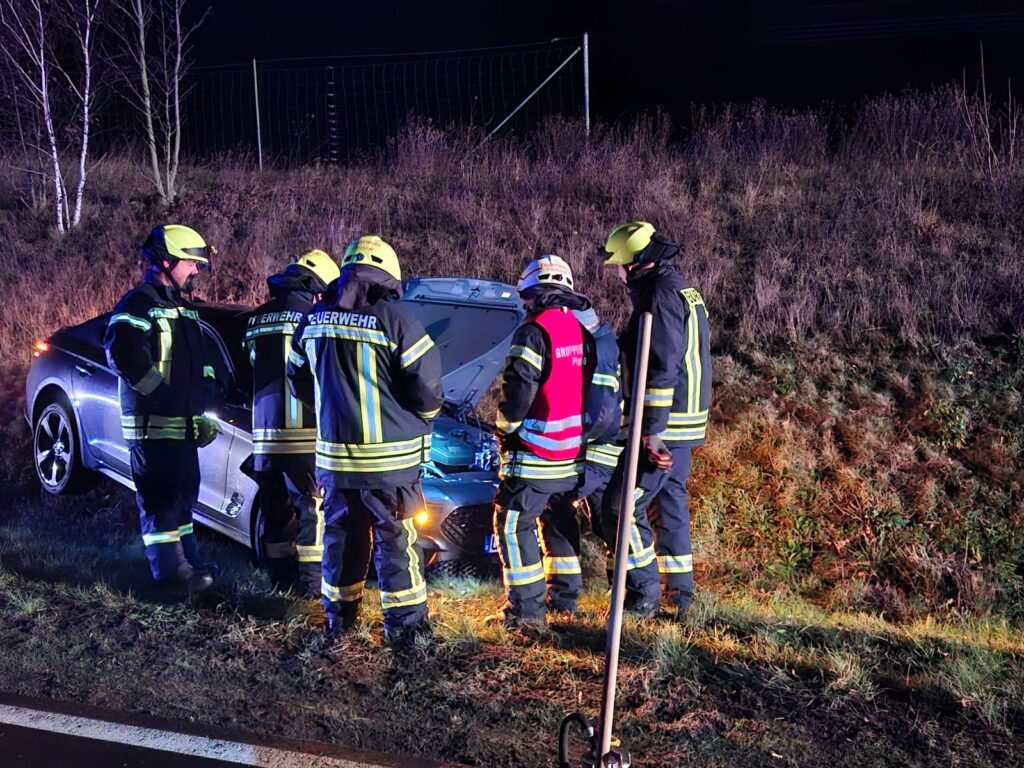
[24, 277, 524, 576]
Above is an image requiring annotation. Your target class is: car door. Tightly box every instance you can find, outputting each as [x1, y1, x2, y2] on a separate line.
[192, 318, 260, 546]
[70, 315, 132, 475]
[194, 320, 235, 519]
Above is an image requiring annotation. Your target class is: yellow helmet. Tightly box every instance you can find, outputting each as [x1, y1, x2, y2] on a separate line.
[342, 235, 401, 282]
[600, 221, 656, 266]
[142, 224, 213, 266]
[291, 248, 340, 288]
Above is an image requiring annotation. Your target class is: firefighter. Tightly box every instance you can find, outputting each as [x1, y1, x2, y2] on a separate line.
[542, 299, 624, 613]
[287, 235, 443, 647]
[597, 221, 712, 618]
[488, 255, 594, 628]
[244, 249, 340, 595]
[104, 224, 224, 596]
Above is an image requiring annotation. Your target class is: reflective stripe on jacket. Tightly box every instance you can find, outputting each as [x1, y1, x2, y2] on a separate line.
[620, 264, 712, 446]
[287, 272, 444, 488]
[104, 273, 219, 445]
[244, 284, 318, 468]
[519, 308, 585, 460]
[573, 307, 623, 446]
[495, 296, 591, 481]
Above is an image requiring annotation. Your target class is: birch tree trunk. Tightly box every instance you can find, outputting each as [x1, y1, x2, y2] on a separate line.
[71, 0, 97, 227]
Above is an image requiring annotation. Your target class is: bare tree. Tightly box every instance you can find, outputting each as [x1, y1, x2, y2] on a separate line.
[0, 0, 100, 232]
[109, 0, 207, 205]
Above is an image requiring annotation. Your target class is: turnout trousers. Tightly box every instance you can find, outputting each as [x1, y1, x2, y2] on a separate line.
[602, 443, 694, 611]
[253, 454, 323, 596]
[493, 474, 577, 621]
[131, 440, 203, 582]
[600, 450, 663, 613]
[318, 472, 429, 635]
[542, 460, 616, 611]
[647, 445, 694, 610]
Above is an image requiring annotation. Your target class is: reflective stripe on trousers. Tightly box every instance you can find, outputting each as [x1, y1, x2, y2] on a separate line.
[492, 475, 577, 619]
[318, 479, 428, 634]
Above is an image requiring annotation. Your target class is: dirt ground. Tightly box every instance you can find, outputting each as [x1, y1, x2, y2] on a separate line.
[0, 484, 1021, 768]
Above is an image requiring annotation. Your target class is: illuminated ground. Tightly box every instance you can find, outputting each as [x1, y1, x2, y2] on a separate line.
[0, 488, 1020, 768]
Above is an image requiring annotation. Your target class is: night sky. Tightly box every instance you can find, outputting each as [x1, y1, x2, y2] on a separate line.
[193, 0, 1024, 122]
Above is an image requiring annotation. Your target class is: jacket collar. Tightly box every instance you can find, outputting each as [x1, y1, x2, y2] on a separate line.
[324, 264, 401, 310]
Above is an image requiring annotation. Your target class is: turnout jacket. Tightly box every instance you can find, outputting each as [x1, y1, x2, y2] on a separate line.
[495, 289, 594, 481]
[574, 306, 625, 469]
[287, 266, 444, 488]
[104, 272, 220, 445]
[620, 263, 712, 446]
[244, 269, 322, 470]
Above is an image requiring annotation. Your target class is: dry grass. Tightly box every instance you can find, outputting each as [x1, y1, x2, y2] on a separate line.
[0, 488, 1022, 766]
[1, 87, 1021, 615]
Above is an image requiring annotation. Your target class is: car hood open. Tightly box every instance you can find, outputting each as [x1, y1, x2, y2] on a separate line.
[401, 277, 524, 413]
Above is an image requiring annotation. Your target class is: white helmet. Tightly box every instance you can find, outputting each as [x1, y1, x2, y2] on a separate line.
[516, 254, 574, 293]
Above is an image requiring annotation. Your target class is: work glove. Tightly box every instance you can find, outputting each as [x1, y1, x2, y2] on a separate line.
[493, 428, 510, 453]
[642, 434, 673, 471]
[196, 416, 222, 448]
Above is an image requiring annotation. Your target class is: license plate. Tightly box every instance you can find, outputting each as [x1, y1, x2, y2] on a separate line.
[483, 533, 500, 554]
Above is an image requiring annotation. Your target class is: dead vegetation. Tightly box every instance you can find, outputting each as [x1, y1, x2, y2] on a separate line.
[0, 490, 1021, 767]
[0, 87, 1022, 764]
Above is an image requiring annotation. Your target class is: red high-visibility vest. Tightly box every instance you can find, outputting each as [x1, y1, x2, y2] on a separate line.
[519, 308, 585, 461]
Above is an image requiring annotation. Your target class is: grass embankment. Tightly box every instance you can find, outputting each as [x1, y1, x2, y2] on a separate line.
[2, 89, 1021, 615]
[0, 491, 1022, 767]
[0, 87, 1022, 764]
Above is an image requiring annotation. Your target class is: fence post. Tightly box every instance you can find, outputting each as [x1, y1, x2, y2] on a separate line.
[326, 65, 339, 164]
[583, 32, 591, 137]
[252, 58, 264, 171]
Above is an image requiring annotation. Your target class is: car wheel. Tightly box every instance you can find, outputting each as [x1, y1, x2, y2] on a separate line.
[250, 501, 267, 563]
[34, 399, 95, 495]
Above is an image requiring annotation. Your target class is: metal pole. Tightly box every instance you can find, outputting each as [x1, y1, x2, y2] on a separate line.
[583, 32, 591, 137]
[598, 311, 653, 759]
[252, 58, 263, 171]
[484, 46, 581, 142]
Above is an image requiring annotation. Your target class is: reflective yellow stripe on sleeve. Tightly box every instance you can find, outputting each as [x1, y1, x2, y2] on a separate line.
[110, 313, 152, 333]
[401, 334, 435, 368]
[508, 344, 543, 371]
[133, 367, 164, 396]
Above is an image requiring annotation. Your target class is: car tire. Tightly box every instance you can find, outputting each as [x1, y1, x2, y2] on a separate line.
[34, 399, 96, 495]
[250, 500, 267, 563]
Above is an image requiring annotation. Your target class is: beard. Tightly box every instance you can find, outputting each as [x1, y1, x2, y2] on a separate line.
[179, 274, 197, 293]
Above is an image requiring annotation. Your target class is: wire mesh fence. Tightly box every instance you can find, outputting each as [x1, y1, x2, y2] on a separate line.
[92, 38, 585, 165]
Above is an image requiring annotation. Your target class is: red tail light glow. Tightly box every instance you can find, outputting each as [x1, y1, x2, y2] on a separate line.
[32, 341, 49, 358]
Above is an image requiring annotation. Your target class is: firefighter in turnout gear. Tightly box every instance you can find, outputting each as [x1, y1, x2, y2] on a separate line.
[598, 221, 712, 617]
[104, 224, 224, 595]
[287, 235, 443, 646]
[245, 249, 340, 595]
[489, 255, 595, 627]
[543, 300, 624, 611]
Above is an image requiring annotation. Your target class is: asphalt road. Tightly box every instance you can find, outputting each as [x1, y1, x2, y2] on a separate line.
[0, 694, 456, 768]
[0, 721, 241, 767]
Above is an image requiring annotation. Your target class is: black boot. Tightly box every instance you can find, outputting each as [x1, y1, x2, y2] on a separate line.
[267, 558, 299, 593]
[325, 600, 359, 636]
[384, 619, 433, 652]
[187, 569, 215, 597]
